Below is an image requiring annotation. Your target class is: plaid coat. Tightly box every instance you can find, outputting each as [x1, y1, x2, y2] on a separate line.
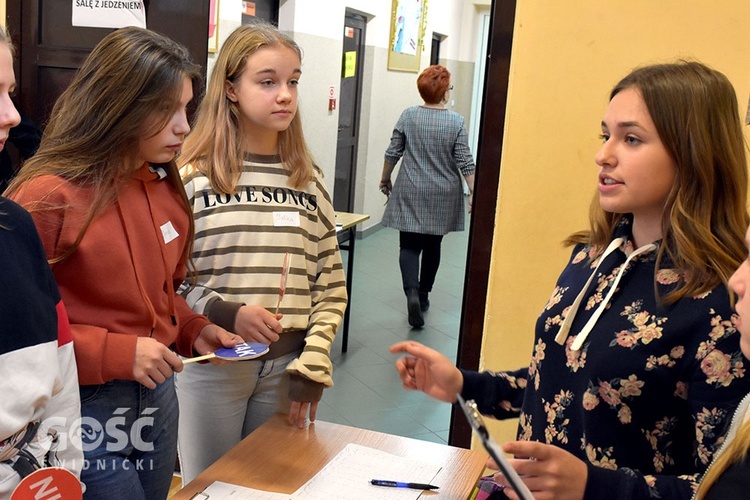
[382, 106, 475, 235]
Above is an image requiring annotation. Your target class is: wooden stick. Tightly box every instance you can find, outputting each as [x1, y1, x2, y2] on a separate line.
[274, 296, 282, 316]
[275, 252, 291, 315]
[182, 352, 217, 364]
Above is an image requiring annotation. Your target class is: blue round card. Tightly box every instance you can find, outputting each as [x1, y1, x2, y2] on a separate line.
[213, 342, 270, 360]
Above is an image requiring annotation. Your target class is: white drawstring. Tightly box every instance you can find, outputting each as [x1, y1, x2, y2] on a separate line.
[570, 243, 656, 351]
[554, 237, 625, 346]
[555, 237, 657, 351]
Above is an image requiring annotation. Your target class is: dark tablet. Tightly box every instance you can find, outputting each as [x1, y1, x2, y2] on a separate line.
[456, 394, 534, 500]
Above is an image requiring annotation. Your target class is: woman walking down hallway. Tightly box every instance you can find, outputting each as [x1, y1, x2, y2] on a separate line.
[380, 65, 475, 328]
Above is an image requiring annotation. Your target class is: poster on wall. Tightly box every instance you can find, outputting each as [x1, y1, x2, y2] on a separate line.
[388, 0, 428, 72]
[72, 0, 146, 29]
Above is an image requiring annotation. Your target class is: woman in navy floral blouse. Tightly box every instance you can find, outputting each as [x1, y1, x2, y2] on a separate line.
[391, 61, 750, 499]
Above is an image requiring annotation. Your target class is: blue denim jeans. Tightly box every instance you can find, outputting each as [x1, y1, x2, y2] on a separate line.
[174, 350, 297, 485]
[79, 379, 178, 500]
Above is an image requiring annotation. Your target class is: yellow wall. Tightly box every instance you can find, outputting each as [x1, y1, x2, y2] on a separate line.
[484, 1, 750, 443]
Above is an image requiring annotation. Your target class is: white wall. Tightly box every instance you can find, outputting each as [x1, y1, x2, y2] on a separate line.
[211, 0, 488, 232]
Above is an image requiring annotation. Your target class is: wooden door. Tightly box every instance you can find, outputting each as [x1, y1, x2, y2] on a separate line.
[6, 0, 210, 129]
[333, 12, 366, 213]
[241, 0, 279, 24]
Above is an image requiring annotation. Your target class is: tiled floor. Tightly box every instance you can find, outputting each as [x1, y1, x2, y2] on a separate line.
[167, 223, 470, 497]
[318, 222, 470, 445]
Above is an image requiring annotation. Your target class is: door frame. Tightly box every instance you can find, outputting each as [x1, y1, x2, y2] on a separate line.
[467, 12, 490, 162]
[450, 0, 517, 448]
[333, 11, 366, 214]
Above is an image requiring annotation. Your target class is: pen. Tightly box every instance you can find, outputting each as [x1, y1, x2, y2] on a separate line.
[370, 479, 439, 490]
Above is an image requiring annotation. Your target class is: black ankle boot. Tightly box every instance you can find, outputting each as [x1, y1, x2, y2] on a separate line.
[406, 288, 424, 327]
[419, 291, 430, 312]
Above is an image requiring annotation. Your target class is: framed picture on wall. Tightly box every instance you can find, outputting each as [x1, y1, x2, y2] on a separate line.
[208, 0, 220, 53]
[387, 0, 428, 72]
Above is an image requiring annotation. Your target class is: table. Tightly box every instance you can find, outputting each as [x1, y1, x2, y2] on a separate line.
[335, 211, 369, 353]
[171, 414, 488, 499]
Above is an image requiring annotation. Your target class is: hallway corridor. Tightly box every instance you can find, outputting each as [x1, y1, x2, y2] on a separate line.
[320, 223, 470, 444]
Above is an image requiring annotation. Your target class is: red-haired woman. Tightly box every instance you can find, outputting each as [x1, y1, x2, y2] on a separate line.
[380, 65, 475, 328]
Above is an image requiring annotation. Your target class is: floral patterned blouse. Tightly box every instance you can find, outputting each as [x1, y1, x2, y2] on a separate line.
[461, 217, 750, 499]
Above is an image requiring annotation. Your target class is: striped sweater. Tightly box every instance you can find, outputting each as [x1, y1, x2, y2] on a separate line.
[180, 154, 347, 394]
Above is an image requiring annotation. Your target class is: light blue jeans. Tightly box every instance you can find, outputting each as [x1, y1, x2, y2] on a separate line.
[174, 350, 296, 485]
[78, 379, 178, 500]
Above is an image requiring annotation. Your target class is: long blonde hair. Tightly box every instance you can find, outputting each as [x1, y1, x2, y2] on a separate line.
[179, 22, 316, 193]
[5, 27, 200, 264]
[566, 61, 749, 303]
[696, 418, 750, 498]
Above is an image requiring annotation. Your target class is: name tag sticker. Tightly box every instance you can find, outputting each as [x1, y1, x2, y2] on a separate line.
[273, 211, 300, 227]
[161, 221, 179, 244]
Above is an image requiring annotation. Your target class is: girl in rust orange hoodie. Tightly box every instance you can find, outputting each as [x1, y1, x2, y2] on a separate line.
[6, 27, 240, 500]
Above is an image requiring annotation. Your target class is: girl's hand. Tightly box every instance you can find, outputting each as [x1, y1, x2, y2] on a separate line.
[235, 305, 282, 344]
[389, 341, 463, 403]
[289, 400, 317, 428]
[493, 441, 587, 500]
[193, 324, 242, 365]
[133, 337, 182, 389]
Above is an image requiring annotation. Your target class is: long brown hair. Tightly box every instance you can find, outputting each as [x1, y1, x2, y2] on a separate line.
[566, 61, 749, 303]
[5, 27, 201, 264]
[179, 22, 316, 193]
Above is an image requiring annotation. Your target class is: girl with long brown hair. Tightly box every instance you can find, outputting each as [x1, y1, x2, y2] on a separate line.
[6, 27, 239, 499]
[0, 24, 83, 496]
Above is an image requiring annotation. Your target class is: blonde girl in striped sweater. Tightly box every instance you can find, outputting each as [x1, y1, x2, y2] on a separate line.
[175, 22, 347, 485]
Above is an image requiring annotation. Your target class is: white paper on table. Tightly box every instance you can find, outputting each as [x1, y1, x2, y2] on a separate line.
[291, 443, 442, 500]
[190, 481, 290, 500]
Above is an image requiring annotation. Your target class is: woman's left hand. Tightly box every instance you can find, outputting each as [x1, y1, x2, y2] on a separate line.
[289, 400, 318, 428]
[492, 441, 587, 500]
